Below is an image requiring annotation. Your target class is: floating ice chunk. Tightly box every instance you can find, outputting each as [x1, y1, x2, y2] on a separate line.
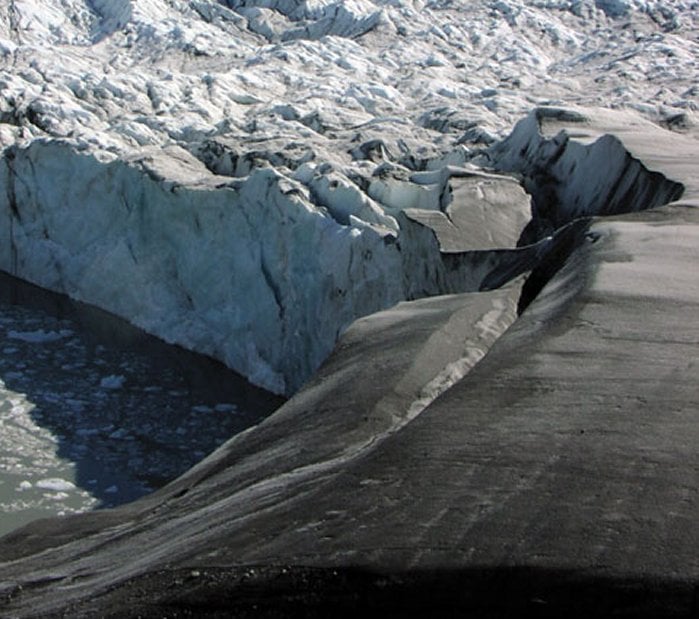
[7, 330, 73, 343]
[100, 375, 126, 389]
[17, 481, 32, 491]
[45, 492, 70, 501]
[66, 399, 86, 411]
[36, 478, 76, 492]
[192, 405, 213, 413]
[214, 403, 237, 413]
[104, 485, 118, 494]
[76, 428, 100, 437]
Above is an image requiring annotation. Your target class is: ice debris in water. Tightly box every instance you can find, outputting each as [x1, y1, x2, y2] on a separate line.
[100, 375, 126, 390]
[214, 404, 238, 413]
[36, 478, 77, 492]
[192, 405, 214, 413]
[7, 330, 73, 343]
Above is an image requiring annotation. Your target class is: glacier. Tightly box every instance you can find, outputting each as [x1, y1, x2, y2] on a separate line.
[1, 0, 697, 394]
[1, 0, 699, 615]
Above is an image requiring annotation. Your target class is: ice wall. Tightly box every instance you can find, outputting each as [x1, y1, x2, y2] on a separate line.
[2, 104, 689, 396]
[488, 108, 685, 242]
[1, 141, 401, 394]
[2, 138, 517, 395]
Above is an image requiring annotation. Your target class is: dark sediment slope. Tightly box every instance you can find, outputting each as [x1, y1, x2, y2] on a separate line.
[2, 108, 699, 617]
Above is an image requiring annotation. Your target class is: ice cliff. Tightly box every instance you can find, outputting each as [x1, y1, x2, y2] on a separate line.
[0, 136, 535, 394]
[0, 0, 697, 393]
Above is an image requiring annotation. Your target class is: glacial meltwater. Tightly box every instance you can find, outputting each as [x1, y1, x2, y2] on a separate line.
[0, 272, 284, 537]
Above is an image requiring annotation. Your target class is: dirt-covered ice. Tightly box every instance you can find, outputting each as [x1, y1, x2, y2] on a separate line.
[0, 2, 698, 615]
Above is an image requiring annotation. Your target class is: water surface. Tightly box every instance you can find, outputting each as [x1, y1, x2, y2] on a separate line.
[0, 272, 284, 537]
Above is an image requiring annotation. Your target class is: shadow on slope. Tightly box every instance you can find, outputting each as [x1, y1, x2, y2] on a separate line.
[62, 564, 698, 619]
[87, 0, 132, 43]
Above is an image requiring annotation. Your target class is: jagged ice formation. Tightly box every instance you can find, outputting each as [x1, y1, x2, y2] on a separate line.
[1, 0, 697, 394]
